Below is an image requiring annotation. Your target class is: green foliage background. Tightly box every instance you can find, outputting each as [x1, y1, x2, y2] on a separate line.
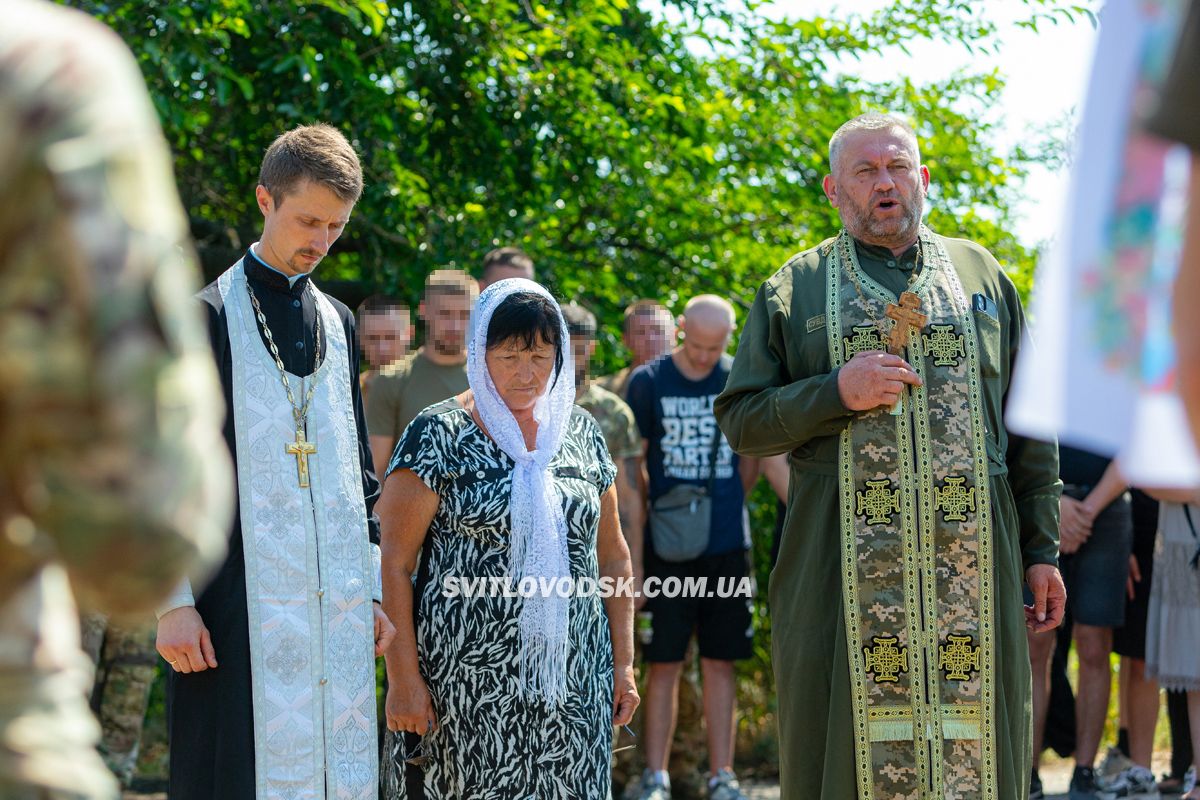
[70, 0, 1092, 332]
[72, 0, 1092, 784]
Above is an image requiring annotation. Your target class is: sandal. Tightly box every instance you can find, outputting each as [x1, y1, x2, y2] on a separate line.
[1164, 766, 1199, 797]
[1161, 778, 1186, 794]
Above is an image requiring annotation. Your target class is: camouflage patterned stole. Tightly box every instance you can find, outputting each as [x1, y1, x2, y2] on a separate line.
[825, 227, 997, 800]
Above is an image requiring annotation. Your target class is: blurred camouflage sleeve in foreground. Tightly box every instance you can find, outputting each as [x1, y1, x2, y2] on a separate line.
[0, 0, 231, 614]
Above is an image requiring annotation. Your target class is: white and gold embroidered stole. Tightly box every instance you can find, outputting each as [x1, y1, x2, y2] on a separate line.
[220, 261, 377, 800]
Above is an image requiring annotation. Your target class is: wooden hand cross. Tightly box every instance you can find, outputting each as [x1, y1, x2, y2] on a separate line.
[884, 291, 927, 354]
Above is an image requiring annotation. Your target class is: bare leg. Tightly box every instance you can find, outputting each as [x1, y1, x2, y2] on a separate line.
[1029, 628, 1056, 765]
[1124, 658, 1160, 768]
[644, 662, 684, 773]
[1073, 624, 1114, 769]
[700, 658, 736, 776]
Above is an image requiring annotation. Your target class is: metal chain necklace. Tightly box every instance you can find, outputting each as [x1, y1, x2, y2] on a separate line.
[246, 279, 324, 487]
[840, 230, 924, 347]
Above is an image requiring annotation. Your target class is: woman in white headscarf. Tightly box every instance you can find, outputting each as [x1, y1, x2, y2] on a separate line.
[377, 279, 639, 799]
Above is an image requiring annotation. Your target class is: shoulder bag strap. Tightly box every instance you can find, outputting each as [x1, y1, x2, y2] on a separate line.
[705, 420, 723, 496]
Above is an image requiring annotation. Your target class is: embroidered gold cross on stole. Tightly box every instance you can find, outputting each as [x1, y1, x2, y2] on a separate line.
[884, 291, 928, 355]
[285, 429, 317, 488]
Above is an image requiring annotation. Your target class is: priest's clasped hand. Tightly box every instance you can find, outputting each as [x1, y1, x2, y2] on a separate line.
[837, 351, 923, 411]
[373, 601, 395, 657]
[156, 607, 218, 674]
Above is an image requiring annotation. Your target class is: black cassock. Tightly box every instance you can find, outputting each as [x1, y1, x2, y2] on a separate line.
[166, 249, 381, 800]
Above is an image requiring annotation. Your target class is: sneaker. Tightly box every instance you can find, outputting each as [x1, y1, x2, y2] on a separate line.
[1106, 766, 1162, 799]
[1071, 766, 1117, 800]
[1031, 770, 1045, 799]
[625, 771, 670, 800]
[708, 769, 749, 800]
[1101, 747, 1137, 784]
[1183, 766, 1198, 798]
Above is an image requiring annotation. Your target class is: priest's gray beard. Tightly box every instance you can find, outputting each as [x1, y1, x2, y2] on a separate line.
[841, 189, 924, 250]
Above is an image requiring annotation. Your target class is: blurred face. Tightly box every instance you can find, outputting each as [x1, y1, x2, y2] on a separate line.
[479, 263, 534, 291]
[569, 334, 597, 387]
[625, 309, 676, 366]
[420, 292, 473, 358]
[360, 309, 411, 367]
[678, 319, 731, 377]
[822, 128, 929, 250]
[256, 179, 354, 275]
[485, 335, 557, 413]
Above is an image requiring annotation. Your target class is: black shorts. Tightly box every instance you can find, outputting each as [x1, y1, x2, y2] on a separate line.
[1114, 490, 1158, 658]
[1060, 488, 1133, 628]
[641, 549, 755, 663]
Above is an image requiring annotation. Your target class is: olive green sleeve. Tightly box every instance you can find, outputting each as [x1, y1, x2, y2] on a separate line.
[1001, 282, 1061, 571]
[365, 366, 403, 439]
[715, 279, 853, 457]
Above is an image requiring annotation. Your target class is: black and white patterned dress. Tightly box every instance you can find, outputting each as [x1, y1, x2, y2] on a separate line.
[385, 399, 618, 799]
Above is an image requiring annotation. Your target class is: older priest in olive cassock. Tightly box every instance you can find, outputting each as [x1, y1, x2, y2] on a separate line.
[714, 114, 1066, 800]
[155, 124, 395, 800]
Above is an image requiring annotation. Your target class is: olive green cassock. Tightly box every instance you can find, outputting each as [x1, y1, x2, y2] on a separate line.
[713, 232, 1060, 800]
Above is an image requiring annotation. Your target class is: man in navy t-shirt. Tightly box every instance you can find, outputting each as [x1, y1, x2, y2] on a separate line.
[625, 295, 758, 800]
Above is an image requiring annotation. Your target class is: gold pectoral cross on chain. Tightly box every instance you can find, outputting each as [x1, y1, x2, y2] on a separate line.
[285, 428, 317, 488]
[884, 291, 928, 355]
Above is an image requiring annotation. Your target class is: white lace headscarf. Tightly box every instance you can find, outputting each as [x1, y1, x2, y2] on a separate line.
[467, 278, 575, 705]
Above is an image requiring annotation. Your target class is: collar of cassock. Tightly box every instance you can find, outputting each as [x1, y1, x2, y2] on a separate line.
[245, 246, 312, 295]
[853, 238, 921, 273]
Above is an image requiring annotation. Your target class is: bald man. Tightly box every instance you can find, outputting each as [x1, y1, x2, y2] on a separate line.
[623, 295, 759, 800]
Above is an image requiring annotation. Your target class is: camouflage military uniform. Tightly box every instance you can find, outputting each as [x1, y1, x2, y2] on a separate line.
[0, 2, 231, 797]
[80, 614, 158, 788]
[576, 382, 642, 461]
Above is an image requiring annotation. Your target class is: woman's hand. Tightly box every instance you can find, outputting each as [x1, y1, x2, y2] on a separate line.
[612, 664, 640, 726]
[385, 675, 439, 734]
